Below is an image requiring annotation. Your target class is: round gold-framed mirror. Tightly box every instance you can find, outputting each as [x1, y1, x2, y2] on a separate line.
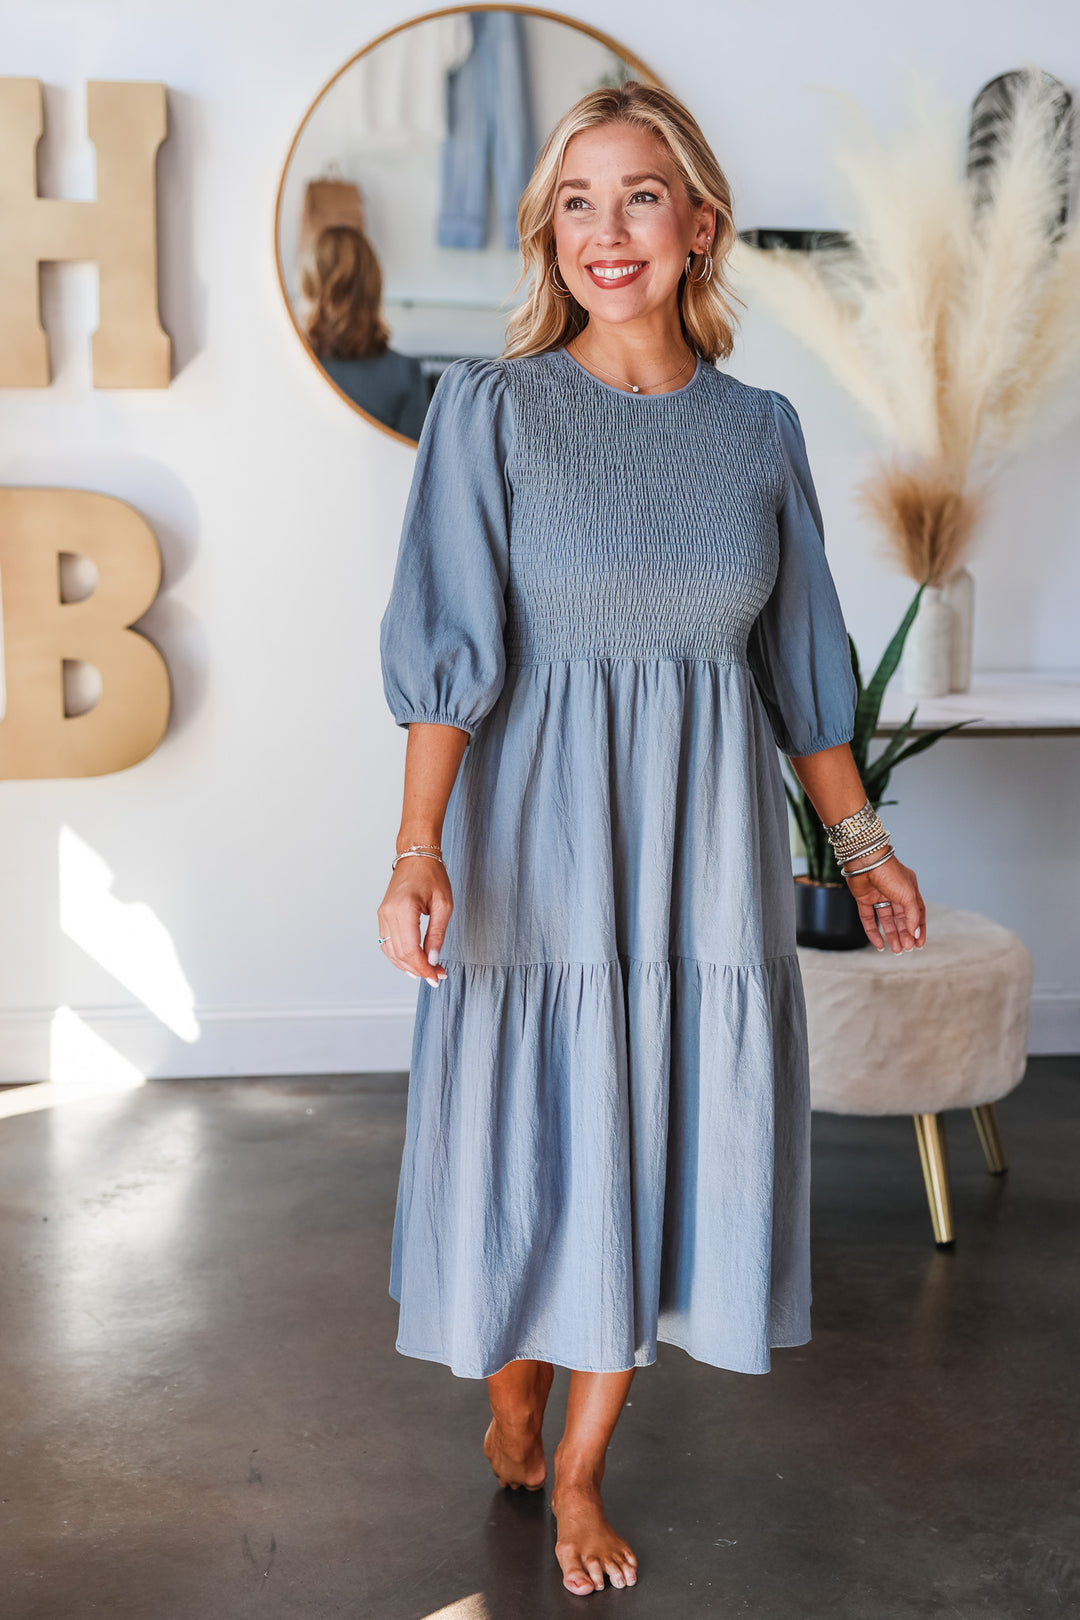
[274, 5, 661, 445]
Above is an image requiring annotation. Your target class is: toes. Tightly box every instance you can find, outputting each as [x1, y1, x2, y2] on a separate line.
[559, 1554, 596, 1596]
[604, 1558, 626, 1589]
[583, 1557, 606, 1591]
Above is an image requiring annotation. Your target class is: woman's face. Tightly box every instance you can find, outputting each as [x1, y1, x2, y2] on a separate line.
[551, 122, 714, 329]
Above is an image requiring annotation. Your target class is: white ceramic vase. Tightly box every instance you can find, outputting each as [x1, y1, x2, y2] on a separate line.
[944, 566, 974, 693]
[902, 584, 952, 697]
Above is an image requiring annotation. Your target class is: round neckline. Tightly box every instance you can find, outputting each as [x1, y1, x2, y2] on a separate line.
[556, 344, 705, 400]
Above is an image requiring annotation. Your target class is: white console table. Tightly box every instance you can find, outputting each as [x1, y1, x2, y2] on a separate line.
[875, 671, 1080, 737]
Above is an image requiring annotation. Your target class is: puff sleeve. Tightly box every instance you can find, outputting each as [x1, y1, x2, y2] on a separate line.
[379, 358, 513, 738]
[746, 390, 858, 756]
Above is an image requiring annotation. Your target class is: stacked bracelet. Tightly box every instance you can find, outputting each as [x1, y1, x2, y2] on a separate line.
[391, 844, 445, 872]
[823, 798, 878, 845]
[821, 798, 897, 877]
[841, 842, 893, 868]
[840, 846, 895, 876]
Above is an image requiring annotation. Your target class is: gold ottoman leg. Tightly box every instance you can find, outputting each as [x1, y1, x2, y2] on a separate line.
[913, 1113, 955, 1246]
[971, 1103, 1008, 1174]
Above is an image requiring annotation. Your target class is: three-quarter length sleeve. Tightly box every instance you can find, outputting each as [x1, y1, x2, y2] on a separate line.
[379, 358, 513, 737]
[746, 390, 858, 756]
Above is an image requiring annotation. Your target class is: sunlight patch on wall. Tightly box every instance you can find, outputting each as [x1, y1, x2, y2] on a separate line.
[59, 825, 199, 1042]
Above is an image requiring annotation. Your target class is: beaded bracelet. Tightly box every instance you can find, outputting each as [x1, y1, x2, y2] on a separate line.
[823, 799, 877, 838]
[829, 816, 881, 846]
[841, 842, 893, 868]
[822, 797, 898, 875]
[835, 842, 893, 868]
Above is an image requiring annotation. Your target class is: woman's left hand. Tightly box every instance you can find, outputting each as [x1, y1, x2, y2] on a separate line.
[843, 853, 926, 953]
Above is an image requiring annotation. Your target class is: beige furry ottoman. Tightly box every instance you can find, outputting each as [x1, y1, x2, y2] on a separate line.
[797, 901, 1033, 1246]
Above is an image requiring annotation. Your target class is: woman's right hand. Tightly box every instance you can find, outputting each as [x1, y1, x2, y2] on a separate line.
[377, 856, 452, 987]
[843, 852, 926, 954]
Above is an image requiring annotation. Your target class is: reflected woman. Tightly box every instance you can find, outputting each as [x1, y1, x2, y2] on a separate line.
[302, 224, 431, 440]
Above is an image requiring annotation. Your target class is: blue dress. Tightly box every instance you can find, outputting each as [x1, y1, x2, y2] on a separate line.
[378, 346, 857, 1378]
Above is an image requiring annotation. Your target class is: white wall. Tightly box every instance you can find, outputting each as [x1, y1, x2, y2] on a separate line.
[2, 0, 1078, 1081]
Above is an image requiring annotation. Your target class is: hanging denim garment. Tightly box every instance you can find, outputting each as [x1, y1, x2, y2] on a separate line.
[437, 10, 536, 250]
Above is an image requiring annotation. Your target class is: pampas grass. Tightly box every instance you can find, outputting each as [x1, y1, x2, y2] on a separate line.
[856, 464, 987, 587]
[730, 62, 1080, 585]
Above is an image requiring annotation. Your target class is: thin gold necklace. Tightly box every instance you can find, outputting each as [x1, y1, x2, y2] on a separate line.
[567, 339, 696, 395]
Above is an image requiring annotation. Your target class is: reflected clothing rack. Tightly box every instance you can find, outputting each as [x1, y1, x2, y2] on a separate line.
[437, 10, 536, 251]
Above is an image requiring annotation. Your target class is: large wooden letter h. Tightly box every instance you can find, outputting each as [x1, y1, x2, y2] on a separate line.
[0, 78, 171, 387]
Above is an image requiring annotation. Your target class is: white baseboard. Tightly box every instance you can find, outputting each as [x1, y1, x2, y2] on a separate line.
[0, 1002, 420, 1083]
[0, 992, 1075, 1085]
[1027, 995, 1080, 1060]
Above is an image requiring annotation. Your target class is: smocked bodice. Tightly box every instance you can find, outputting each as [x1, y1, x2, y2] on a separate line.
[499, 349, 787, 665]
[379, 346, 858, 760]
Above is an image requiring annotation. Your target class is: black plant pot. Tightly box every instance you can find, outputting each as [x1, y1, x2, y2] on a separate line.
[794, 875, 869, 951]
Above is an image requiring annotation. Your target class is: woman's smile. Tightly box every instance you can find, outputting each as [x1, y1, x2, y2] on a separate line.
[585, 259, 648, 288]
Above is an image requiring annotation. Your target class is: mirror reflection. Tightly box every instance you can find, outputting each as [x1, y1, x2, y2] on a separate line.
[276, 9, 650, 441]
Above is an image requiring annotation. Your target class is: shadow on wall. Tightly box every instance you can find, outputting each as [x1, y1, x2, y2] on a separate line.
[157, 88, 206, 378]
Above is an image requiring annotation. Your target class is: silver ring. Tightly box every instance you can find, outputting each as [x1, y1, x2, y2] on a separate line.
[377, 935, 391, 944]
[872, 902, 892, 911]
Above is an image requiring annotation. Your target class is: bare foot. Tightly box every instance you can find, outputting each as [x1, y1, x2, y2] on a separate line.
[550, 1469, 638, 1594]
[483, 1363, 554, 1490]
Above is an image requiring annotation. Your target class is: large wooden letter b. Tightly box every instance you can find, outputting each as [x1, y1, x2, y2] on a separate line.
[0, 490, 171, 778]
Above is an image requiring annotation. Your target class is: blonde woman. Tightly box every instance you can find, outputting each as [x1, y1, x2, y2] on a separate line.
[377, 81, 925, 1596]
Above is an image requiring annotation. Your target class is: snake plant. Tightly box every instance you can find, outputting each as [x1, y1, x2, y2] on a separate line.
[784, 581, 979, 882]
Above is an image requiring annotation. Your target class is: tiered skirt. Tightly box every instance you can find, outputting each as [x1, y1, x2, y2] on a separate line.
[389, 657, 817, 1377]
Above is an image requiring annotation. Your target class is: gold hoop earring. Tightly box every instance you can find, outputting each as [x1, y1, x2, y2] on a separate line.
[549, 259, 571, 297]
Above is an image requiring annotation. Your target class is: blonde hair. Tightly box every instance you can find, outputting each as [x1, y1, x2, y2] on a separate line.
[502, 81, 744, 363]
[301, 224, 391, 360]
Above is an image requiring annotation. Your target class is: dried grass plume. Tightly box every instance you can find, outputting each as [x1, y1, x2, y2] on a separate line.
[730, 62, 1080, 585]
[854, 462, 987, 584]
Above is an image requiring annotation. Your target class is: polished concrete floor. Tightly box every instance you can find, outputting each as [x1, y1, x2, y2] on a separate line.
[1, 1057, 1077, 1620]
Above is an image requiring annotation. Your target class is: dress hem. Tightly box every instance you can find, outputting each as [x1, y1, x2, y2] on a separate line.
[389, 1295, 812, 1380]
